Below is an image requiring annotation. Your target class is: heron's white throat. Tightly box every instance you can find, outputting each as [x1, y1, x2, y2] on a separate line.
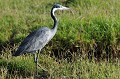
[52, 8, 58, 16]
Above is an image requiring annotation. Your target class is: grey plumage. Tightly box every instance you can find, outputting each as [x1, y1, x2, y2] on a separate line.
[14, 27, 52, 56]
[13, 4, 69, 56]
[13, 4, 69, 76]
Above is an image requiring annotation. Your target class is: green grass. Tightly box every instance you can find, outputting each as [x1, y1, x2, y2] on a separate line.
[0, 0, 120, 78]
[0, 56, 120, 79]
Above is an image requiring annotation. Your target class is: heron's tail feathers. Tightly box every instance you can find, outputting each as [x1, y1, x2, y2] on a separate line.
[12, 47, 24, 56]
[12, 51, 21, 56]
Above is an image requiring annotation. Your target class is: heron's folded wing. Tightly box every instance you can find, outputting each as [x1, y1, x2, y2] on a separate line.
[13, 27, 50, 56]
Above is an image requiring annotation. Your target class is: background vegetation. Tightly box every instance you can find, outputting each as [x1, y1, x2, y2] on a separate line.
[0, 0, 120, 79]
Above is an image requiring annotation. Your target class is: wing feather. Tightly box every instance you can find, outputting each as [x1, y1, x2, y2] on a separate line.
[13, 27, 51, 56]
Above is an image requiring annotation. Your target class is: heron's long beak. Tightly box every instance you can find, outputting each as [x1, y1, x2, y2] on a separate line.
[62, 6, 70, 10]
[61, 6, 69, 10]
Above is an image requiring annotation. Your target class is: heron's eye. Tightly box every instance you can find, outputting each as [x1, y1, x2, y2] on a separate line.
[56, 6, 60, 8]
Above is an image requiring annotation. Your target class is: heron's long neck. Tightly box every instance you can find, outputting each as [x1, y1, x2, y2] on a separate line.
[51, 8, 58, 32]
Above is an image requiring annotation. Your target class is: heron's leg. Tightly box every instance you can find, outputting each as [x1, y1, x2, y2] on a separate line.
[34, 53, 38, 76]
[37, 50, 47, 71]
[34, 53, 37, 62]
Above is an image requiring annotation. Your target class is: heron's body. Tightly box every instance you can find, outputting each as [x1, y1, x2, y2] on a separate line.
[13, 4, 69, 76]
[14, 27, 55, 56]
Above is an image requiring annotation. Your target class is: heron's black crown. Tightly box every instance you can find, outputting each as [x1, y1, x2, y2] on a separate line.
[53, 4, 62, 8]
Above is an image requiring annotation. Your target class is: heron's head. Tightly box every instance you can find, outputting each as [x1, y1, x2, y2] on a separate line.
[52, 4, 69, 15]
[53, 4, 69, 10]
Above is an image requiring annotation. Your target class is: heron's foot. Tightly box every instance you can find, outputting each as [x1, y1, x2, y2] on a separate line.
[34, 70, 50, 79]
[34, 64, 49, 79]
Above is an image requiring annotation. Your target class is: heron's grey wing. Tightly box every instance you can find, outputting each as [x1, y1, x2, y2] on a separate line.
[13, 30, 38, 56]
[25, 27, 51, 52]
[13, 27, 51, 56]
